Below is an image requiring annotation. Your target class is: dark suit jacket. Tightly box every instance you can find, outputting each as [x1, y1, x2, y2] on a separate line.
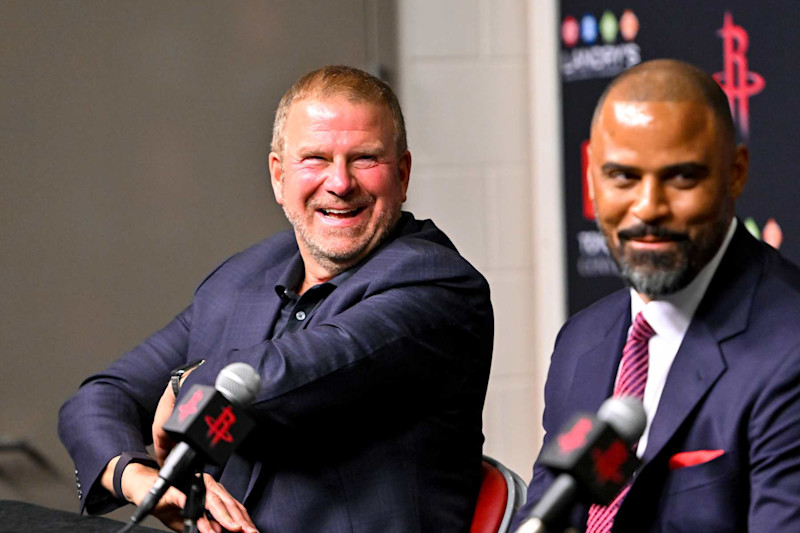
[58, 212, 494, 532]
[515, 224, 800, 532]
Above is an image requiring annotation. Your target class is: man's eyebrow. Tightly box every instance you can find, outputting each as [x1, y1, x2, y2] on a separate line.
[601, 162, 640, 174]
[659, 162, 710, 177]
[293, 144, 326, 155]
[351, 144, 387, 156]
[294, 142, 387, 155]
[599, 162, 711, 177]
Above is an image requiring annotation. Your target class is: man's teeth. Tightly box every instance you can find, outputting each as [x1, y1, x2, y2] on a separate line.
[321, 208, 361, 216]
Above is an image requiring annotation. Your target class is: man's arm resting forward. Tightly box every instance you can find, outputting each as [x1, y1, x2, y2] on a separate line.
[97, 450, 258, 532]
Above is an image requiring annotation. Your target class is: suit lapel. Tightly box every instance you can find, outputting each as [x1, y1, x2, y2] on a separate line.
[569, 297, 631, 413]
[225, 263, 286, 349]
[642, 321, 726, 462]
[641, 224, 761, 464]
[213, 263, 286, 502]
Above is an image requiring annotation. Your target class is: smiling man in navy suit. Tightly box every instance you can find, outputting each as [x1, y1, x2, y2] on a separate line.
[59, 66, 493, 533]
[515, 59, 800, 532]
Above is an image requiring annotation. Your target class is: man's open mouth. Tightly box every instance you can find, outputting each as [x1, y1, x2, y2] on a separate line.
[319, 207, 366, 218]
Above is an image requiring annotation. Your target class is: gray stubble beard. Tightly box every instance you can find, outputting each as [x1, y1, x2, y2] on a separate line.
[602, 213, 731, 299]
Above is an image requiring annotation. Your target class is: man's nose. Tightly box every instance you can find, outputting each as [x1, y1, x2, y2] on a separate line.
[325, 158, 356, 197]
[630, 176, 669, 223]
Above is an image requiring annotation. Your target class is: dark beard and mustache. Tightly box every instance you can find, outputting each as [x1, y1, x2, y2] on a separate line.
[604, 219, 729, 298]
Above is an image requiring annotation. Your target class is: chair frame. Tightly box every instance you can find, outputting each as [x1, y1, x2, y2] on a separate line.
[481, 455, 528, 533]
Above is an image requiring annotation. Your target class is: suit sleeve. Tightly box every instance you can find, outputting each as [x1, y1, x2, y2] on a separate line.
[58, 238, 493, 513]
[181, 245, 493, 438]
[57, 305, 193, 514]
[747, 340, 800, 530]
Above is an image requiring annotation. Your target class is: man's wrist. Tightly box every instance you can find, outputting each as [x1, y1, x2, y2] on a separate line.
[113, 452, 158, 501]
[170, 359, 205, 397]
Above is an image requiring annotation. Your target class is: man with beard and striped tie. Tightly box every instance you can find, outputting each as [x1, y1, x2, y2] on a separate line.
[514, 59, 800, 532]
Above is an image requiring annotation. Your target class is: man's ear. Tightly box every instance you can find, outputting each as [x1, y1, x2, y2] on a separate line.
[269, 152, 284, 205]
[730, 144, 749, 200]
[398, 150, 411, 202]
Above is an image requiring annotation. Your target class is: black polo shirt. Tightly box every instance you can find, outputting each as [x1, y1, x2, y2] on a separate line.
[271, 252, 355, 338]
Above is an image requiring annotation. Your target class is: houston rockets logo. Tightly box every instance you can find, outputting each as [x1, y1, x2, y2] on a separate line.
[205, 405, 237, 446]
[558, 416, 593, 454]
[178, 389, 204, 422]
[713, 12, 765, 138]
[591, 440, 629, 483]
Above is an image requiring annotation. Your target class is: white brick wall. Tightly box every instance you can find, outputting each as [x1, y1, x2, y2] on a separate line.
[398, 0, 565, 481]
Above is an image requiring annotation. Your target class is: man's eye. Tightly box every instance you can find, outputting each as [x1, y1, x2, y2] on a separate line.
[352, 156, 378, 168]
[668, 173, 699, 188]
[608, 171, 638, 183]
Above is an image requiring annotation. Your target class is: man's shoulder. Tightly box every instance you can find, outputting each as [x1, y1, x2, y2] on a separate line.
[563, 289, 630, 332]
[551, 289, 629, 355]
[717, 227, 800, 315]
[758, 241, 800, 297]
[388, 212, 459, 254]
[358, 212, 488, 285]
[236, 229, 299, 267]
[746, 241, 800, 332]
[194, 229, 298, 291]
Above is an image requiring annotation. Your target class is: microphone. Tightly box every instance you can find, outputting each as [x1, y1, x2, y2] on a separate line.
[130, 362, 261, 525]
[515, 396, 646, 533]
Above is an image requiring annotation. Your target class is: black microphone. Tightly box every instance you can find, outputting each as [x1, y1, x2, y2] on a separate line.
[129, 362, 261, 525]
[515, 396, 646, 533]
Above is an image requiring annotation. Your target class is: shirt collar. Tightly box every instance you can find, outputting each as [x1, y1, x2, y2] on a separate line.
[273, 251, 356, 301]
[631, 218, 738, 338]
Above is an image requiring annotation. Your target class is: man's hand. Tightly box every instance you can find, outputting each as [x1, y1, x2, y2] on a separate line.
[119, 463, 258, 533]
[154, 364, 199, 464]
[99, 369, 258, 532]
[153, 383, 178, 465]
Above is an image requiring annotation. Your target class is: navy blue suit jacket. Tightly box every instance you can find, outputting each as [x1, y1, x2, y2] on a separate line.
[515, 224, 800, 532]
[59, 213, 494, 532]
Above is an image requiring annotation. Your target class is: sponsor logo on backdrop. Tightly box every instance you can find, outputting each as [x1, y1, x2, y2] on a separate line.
[713, 12, 765, 139]
[561, 9, 641, 82]
[744, 217, 783, 250]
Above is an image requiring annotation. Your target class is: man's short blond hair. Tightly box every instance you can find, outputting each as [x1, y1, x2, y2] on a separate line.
[271, 65, 407, 157]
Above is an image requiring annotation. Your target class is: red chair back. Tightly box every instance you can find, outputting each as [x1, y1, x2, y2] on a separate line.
[470, 460, 510, 533]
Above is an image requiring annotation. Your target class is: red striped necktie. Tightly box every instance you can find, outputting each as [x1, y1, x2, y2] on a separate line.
[585, 312, 655, 533]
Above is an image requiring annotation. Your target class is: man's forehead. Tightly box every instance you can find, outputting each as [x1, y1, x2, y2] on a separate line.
[283, 96, 392, 152]
[594, 98, 716, 139]
[609, 102, 655, 128]
[286, 96, 388, 129]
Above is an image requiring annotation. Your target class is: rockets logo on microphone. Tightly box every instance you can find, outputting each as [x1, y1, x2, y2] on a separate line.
[540, 411, 640, 504]
[558, 415, 592, 453]
[163, 384, 255, 465]
[178, 389, 204, 422]
[206, 406, 237, 446]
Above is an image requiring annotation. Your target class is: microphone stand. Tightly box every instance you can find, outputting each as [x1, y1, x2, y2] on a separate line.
[182, 469, 206, 533]
[117, 454, 205, 533]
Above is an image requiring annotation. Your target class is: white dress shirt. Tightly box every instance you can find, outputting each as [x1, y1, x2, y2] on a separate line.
[624, 218, 738, 456]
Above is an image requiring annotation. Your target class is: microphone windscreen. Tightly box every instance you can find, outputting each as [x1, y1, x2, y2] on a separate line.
[215, 363, 261, 407]
[597, 396, 646, 444]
